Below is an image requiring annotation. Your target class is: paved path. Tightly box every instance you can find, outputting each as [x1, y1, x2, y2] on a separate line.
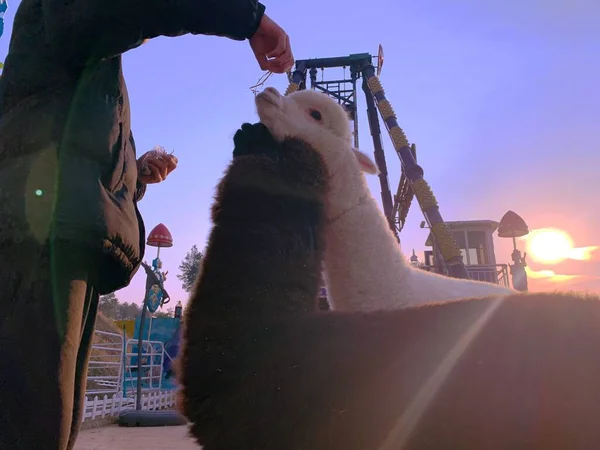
[74, 425, 200, 450]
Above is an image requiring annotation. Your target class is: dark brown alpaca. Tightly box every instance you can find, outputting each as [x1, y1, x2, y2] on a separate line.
[176, 122, 330, 448]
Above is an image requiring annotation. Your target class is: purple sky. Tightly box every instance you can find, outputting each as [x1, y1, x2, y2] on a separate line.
[1, 0, 599, 306]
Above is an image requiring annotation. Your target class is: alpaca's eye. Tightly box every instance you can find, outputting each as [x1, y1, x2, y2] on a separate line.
[309, 109, 322, 121]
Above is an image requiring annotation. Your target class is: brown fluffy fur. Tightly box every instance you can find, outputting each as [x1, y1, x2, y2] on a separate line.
[176, 123, 329, 448]
[182, 288, 600, 449]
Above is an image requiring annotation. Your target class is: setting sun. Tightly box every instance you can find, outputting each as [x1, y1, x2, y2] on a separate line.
[526, 228, 574, 264]
[525, 228, 598, 265]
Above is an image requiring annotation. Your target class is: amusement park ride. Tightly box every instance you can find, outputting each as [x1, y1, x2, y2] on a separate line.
[284, 47, 529, 290]
[287, 46, 410, 240]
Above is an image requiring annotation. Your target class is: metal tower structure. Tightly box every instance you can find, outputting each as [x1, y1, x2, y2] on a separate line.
[284, 48, 471, 280]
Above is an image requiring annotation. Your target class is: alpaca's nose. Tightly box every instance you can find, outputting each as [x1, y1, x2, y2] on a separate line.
[256, 87, 283, 108]
[263, 87, 281, 98]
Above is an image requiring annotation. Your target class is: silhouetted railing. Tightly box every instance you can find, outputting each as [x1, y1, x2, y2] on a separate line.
[417, 264, 510, 287]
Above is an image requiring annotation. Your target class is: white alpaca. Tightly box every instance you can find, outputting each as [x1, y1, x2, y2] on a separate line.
[255, 87, 515, 312]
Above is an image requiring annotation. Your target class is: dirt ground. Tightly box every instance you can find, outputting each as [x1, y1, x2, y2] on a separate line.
[74, 425, 200, 450]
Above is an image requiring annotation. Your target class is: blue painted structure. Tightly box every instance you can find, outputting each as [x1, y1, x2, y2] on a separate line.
[130, 316, 182, 389]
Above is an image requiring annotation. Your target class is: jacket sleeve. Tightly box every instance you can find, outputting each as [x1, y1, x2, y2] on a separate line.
[42, 0, 266, 63]
[134, 180, 147, 203]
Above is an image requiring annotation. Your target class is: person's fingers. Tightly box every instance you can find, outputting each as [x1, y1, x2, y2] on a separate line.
[264, 36, 293, 73]
[266, 31, 287, 59]
[155, 155, 177, 171]
[139, 164, 151, 176]
[141, 172, 162, 184]
[250, 41, 269, 70]
[286, 34, 293, 62]
[138, 151, 178, 183]
[265, 52, 294, 73]
[275, 52, 294, 71]
[149, 170, 163, 183]
[165, 155, 178, 172]
[282, 58, 294, 72]
[255, 53, 269, 71]
[157, 161, 169, 179]
[146, 160, 166, 182]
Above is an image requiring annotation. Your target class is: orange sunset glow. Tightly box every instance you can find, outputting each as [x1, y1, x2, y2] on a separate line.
[525, 228, 598, 265]
[520, 228, 599, 285]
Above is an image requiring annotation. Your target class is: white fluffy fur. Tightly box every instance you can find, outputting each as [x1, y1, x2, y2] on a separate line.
[256, 87, 515, 312]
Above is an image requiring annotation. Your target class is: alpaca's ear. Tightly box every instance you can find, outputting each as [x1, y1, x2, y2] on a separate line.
[352, 149, 380, 175]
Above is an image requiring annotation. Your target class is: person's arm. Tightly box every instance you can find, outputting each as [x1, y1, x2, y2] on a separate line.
[42, 0, 266, 63]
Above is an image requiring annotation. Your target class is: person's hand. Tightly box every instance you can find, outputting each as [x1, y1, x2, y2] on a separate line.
[249, 14, 294, 73]
[137, 150, 178, 184]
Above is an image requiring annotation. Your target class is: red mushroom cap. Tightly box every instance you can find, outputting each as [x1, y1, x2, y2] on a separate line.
[147, 223, 173, 248]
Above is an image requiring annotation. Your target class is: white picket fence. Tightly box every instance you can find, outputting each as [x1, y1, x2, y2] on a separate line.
[83, 389, 177, 423]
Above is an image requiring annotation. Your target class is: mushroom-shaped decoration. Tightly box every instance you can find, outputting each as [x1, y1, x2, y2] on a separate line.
[498, 210, 529, 239]
[147, 223, 173, 248]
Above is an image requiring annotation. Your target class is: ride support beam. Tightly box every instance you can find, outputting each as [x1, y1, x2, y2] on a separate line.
[362, 76, 397, 240]
[360, 65, 470, 279]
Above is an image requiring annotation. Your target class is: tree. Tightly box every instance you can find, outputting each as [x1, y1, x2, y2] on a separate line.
[177, 244, 203, 292]
[153, 307, 175, 318]
[98, 292, 120, 319]
[117, 302, 141, 320]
